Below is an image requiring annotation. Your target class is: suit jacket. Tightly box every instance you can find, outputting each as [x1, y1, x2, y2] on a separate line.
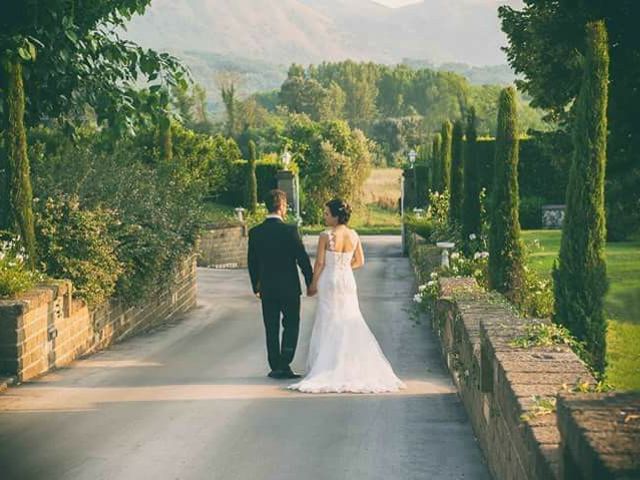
[248, 218, 313, 298]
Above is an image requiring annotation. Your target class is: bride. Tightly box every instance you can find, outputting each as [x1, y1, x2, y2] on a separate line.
[289, 199, 405, 394]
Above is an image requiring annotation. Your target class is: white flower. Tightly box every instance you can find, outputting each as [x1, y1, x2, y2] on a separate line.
[469, 233, 477, 240]
[418, 284, 427, 292]
[413, 294, 423, 303]
[427, 280, 436, 287]
[479, 251, 489, 259]
[430, 272, 438, 280]
[450, 252, 460, 260]
[473, 252, 481, 260]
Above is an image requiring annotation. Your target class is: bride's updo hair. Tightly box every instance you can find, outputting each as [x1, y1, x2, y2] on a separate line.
[326, 198, 352, 225]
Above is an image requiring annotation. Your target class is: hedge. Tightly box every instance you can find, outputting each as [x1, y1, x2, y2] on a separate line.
[221, 159, 281, 207]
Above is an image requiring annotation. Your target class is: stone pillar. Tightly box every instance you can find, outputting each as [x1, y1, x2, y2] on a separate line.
[276, 170, 294, 203]
[276, 169, 300, 222]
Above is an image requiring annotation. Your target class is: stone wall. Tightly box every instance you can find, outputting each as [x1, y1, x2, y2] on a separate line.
[0, 254, 197, 383]
[197, 224, 248, 269]
[433, 276, 596, 480]
[407, 234, 601, 480]
[557, 392, 640, 479]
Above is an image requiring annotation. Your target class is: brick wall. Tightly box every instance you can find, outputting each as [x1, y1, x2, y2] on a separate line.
[197, 224, 248, 268]
[0, 254, 197, 382]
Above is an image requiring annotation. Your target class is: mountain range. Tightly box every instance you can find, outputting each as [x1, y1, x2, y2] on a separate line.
[125, 0, 523, 66]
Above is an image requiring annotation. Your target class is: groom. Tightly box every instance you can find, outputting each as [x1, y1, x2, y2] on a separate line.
[248, 189, 313, 379]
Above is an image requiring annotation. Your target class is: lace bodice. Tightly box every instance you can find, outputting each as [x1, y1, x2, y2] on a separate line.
[324, 229, 358, 269]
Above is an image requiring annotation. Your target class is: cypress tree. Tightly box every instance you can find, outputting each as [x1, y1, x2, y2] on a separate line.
[449, 120, 464, 224]
[4, 59, 36, 268]
[440, 120, 452, 193]
[462, 107, 481, 252]
[488, 86, 524, 302]
[247, 140, 258, 214]
[553, 21, 609, 374]
[431, 133, 442, 193]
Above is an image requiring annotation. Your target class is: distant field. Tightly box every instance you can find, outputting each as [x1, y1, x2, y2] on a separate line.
[361, 168, 402, 208]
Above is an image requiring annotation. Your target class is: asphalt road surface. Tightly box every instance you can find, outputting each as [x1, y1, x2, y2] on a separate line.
[0, 236, 491, 480]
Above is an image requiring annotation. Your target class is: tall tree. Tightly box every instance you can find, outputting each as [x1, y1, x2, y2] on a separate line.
[553, 21, 609, 374]
[3, 59, 36, 266]
[431, 133, 442, 193]
[488, 87, 524, 302]
[462, 107, 481, 252]
[449, 120, 464, 224]
[439, 120, 452, 193]
[246, 140, 258, 214]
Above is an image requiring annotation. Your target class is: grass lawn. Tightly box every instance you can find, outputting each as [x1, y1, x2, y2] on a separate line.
[522, 230, 640, 391]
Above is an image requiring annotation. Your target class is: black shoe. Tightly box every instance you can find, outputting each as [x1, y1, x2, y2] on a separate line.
[282, 367, 301, 379]
[268, 370, 286, 379]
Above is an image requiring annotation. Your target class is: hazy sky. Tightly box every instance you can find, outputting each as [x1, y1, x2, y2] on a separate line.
[372, 0, 422, 6]
[373, 0, 522, 7]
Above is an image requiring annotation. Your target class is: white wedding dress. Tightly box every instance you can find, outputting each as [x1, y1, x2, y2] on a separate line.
[289, 231, 405, 394]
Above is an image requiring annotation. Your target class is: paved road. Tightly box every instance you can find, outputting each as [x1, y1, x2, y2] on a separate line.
[0, 236, 490, 480]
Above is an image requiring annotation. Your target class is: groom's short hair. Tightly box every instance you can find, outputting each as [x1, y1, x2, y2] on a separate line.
[265, 189, 287, 213]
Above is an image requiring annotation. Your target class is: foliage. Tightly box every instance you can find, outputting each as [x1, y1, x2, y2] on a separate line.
[405, 190, 458, 244]
[510, 321, 583, 351]
[449, 120, 464, 225]
[0, 0, 187, 131]
[499, 0, 640, 240]
[475, 136, 569, 205]
[0, 231, 42, 297]
[28, 127, 204, 305]
[489, 87, 525, 303]
[553, 21, 610, 375]
[431, 133, 442, 195]
[520, 396, 557, 422]
[462, 108, 481, 254]
[35, 195, 123, 307]
[1, 59, 36, 267]
[438, 120, 453, 194]
[246, 140, 258, 214]
[519, 196, 545, 229]
[279, 116, 372, 223]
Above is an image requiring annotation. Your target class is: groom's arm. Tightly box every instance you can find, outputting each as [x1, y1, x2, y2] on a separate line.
[291, 226, 313, 288]
[248, 229, 260, 295]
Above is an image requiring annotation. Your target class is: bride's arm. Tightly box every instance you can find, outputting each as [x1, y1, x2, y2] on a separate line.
[351, 236, 365, 270]
[308, 234, 328, 295]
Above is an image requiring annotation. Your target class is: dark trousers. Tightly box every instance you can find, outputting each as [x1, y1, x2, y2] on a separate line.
[260, 295, 301, 371]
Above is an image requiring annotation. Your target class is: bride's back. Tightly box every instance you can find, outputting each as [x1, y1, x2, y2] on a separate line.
[326, 227, 358, 254]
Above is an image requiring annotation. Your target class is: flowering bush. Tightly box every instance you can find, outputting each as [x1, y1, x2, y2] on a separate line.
[0, 232, 43, 298]
[413, 271, 441, 311]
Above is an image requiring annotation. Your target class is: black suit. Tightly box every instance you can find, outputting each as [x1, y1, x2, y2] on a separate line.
[248, 217, 313, 371]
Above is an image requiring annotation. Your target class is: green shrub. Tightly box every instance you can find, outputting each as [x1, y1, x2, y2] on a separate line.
[35, 195, 123, 307]
[520, 196, 545, 229]
[0, 231, 43, 298]
[29, 127, 203, 306]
